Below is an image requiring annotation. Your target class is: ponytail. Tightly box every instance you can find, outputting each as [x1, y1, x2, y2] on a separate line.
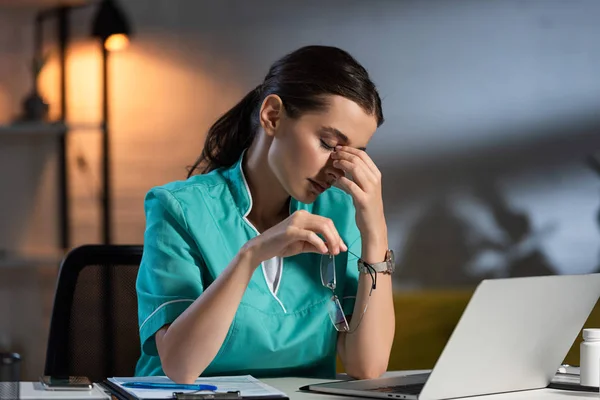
[187, 85, 262, 177]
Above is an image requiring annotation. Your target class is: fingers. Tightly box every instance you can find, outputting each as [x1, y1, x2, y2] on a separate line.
[318, 215, 348, 255]
[331, 159, 372, 190]
[296, 229, 329, 254]
[334, 176, 366, 204]
[331, 148, 379, 188]
[335, 146, 380, 177]
[295, 212, 347, 255]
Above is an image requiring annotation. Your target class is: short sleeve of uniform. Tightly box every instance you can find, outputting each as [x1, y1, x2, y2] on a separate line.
[342, 231, 362, 316]
[136, 187, 205, 356]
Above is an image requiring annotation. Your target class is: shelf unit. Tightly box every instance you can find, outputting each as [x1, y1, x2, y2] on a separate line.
[1, 0, 108, 255]
[0, 122, 69, 268]
[2, 0, 123, 259]
[0, 122, 67, 137]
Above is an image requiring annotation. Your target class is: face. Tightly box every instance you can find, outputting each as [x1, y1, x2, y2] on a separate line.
[261, 94, 378, 203]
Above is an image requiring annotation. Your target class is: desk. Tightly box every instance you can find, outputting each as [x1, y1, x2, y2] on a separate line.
[261, 371, 599, 400]
[9, 371, 597, 400]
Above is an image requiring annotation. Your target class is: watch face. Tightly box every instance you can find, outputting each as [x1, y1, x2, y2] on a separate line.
[387, 250, 395, 272]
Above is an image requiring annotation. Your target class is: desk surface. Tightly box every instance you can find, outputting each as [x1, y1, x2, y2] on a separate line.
[262, 371, 598, 400]
[14, 371, 598, 400]
[16, 382, 109, 399]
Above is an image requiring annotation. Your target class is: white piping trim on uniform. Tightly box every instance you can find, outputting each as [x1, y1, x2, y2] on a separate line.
[239, 155, 287, 314]
[139, 299, 195, 332]
[272, 256, 282, 296]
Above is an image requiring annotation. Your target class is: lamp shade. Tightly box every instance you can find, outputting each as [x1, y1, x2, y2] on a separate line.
[91, 0, 132, 50]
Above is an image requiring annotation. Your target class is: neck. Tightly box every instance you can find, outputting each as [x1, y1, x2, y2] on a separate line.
[243, 140, 290, 232]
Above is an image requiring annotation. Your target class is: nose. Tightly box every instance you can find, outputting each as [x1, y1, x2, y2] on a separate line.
[324, 157, 343, 184]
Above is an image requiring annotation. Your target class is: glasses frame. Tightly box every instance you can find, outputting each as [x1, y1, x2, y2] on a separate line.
[320, 251, 376, 333]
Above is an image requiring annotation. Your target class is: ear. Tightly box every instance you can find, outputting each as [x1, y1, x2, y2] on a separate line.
[259, 94, 284, 137]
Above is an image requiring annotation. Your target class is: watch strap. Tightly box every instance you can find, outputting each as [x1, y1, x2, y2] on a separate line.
[357, 250, 395, 275]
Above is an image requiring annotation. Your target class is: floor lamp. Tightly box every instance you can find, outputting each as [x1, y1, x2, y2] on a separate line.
[92, 0, 132, 245]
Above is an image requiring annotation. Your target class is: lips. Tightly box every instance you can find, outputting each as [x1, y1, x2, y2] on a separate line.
[309, 179, 329, 194]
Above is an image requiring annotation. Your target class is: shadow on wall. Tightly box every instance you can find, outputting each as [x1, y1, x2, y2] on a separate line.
[591, 153, 600, 266]
[395, 180, 566, 289]
[383, 113, 600, 288]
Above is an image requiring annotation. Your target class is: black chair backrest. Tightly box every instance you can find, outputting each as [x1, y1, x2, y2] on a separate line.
[44, 245, 143, 381]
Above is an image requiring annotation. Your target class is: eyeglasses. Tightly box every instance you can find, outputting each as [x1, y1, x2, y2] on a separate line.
[320, 251, 377, 333]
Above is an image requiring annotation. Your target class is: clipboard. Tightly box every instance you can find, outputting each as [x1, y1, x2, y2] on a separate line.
[101, 377, 289, 400]
[101, 380, 137, 400]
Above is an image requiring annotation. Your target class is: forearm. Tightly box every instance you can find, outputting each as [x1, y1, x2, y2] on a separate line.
[158, 247, 258, 383]
[342, 234, 395, 379]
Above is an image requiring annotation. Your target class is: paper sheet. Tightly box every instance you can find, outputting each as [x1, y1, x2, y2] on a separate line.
[108, 375, 287, 400]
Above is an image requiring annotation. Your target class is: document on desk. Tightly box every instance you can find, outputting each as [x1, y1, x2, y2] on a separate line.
[106, 375, 288, 400]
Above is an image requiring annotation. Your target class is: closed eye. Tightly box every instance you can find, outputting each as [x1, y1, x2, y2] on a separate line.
[320, 139, 336, 151]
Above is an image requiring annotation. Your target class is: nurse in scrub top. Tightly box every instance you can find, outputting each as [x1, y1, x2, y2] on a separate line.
[135, 45, 396, 383]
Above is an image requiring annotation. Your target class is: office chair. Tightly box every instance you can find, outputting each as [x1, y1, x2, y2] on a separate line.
[44, 245, 143, 382]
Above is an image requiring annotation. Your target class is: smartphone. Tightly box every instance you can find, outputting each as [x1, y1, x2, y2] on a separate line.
[39, 376, 93, 391]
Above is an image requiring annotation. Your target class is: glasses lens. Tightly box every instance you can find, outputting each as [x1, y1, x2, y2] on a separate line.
[320, 254, 335, 289]
[327, 295, 349, 332]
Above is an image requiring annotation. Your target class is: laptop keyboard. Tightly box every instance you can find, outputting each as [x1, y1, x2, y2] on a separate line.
[368, 383, 425, 395]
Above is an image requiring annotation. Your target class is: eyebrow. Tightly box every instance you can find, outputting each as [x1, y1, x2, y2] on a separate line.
[319, 126, 367, 151]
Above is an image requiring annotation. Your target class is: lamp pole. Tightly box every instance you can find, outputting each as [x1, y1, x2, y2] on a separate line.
[57, 7, 70, 250]
[93, 0, 132, 245]
[101, 46, 111, 245]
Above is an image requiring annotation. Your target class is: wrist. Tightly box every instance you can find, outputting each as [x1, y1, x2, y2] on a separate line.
[361, 228, 388, 249]
[238, 241, 262, 271]
[360, 231, 389, 265]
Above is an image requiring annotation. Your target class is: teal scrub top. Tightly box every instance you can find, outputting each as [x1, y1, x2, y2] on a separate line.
[135, 151, 362, 378]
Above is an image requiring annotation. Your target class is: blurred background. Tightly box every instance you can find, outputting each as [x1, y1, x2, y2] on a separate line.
[0, 0, 599, 380]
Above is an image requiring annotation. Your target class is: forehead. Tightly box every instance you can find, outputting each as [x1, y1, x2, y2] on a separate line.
[298, 95, 378, 148]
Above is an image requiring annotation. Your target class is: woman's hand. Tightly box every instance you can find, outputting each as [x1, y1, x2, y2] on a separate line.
[243, 210, 348, 266]
[331, 146, 387, 244]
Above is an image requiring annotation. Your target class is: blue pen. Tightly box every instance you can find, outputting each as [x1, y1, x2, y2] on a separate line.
[122, 382, 218, 391]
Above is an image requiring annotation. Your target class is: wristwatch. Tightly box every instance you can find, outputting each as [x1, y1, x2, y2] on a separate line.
[358, 249, 395, 275]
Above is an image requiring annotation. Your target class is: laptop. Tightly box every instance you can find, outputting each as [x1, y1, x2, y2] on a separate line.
[304, 273, 600, 400]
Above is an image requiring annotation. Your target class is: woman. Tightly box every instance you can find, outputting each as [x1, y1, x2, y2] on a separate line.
[136, 45, 395, 383]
